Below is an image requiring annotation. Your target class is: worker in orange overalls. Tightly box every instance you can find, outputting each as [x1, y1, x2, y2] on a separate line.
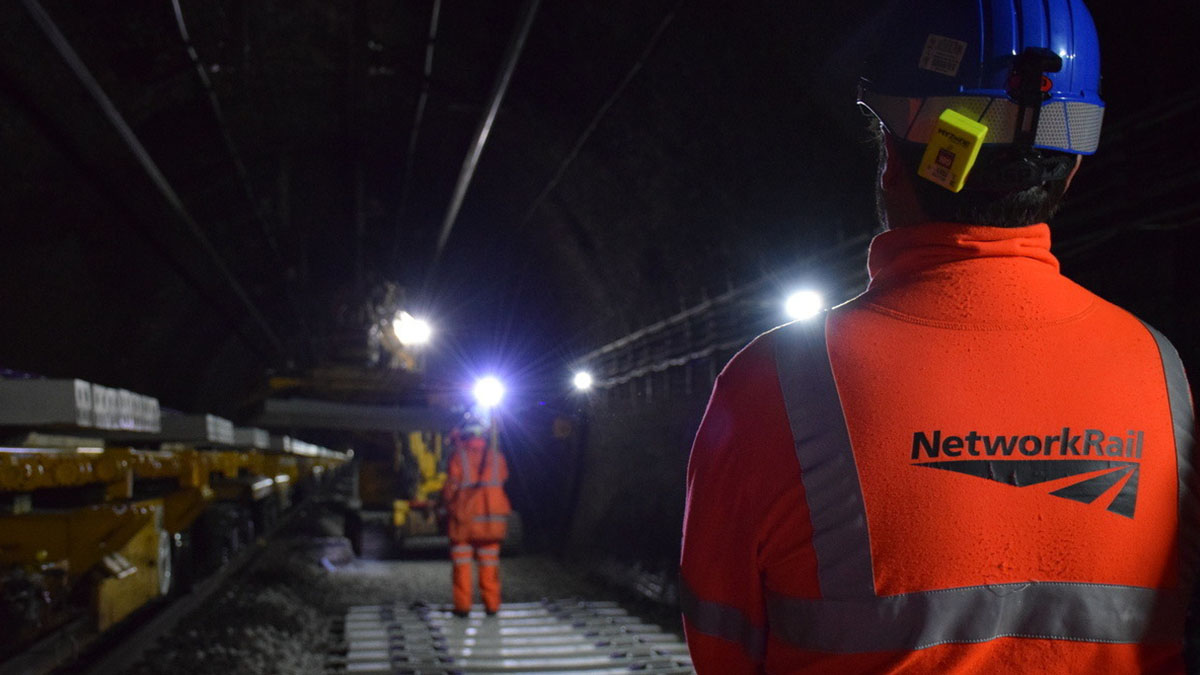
[442, 415, 511, 617]
[680, 1, 1198, 672]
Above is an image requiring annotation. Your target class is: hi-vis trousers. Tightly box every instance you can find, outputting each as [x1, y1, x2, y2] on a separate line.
[451, 540, 502, 613]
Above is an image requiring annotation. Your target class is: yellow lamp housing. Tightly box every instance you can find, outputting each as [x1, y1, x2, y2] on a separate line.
[917, 109, 989, 192]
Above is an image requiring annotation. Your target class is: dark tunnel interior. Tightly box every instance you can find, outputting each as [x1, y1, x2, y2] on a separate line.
[2, 0, 1200, 614]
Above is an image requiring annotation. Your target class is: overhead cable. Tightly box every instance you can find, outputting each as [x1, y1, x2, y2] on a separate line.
[389, 0, 442, 271]
[426, 0, 542, 287]
[22, 0, 287, 359]
[517, 0, 684, 230]
[170, 0, 315, 359]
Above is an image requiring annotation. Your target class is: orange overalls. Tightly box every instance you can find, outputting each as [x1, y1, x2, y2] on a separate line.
[681, 224, 1198, 673]
[442, 436, 511, 614]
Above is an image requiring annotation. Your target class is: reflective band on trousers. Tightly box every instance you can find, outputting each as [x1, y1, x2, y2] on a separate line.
[720, 314, 1198, 653]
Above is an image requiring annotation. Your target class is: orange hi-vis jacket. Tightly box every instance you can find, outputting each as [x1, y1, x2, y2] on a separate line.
[681, 224, 1198, 673]
[443, 437, 511, 543]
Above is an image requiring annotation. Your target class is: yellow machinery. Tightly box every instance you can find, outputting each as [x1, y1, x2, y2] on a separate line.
[0, 444, 347, 660]
[391, 430, 446, 538]
[353, 430, 446, 547]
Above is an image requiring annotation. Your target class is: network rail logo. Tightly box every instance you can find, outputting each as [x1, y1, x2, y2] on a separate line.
[911, 428, 1145, 518]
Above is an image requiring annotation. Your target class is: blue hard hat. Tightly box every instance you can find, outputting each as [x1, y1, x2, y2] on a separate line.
[858, 0, 1104, 155]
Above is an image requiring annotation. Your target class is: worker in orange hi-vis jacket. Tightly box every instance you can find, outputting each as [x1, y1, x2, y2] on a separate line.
[680, 1, 1198, 673]
[442, 417, 511, 617]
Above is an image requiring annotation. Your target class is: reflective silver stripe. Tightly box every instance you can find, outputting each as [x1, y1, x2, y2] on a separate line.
[767, 581, 1184, 653]
[1140, 321, 1200, 581]
[679, 579, 765, 662]
[451, 545, 474, 554]
[458, 447, 502, 487]
[772, 316, 875, 598]
[471, 515, 508, 522]
[763, 315, 1189, 653]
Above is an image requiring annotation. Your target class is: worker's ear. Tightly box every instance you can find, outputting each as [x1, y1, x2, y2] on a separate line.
[880, 131, 904, 190]
[1063, 155, 1083, 193]
[878, 132, 928, 230]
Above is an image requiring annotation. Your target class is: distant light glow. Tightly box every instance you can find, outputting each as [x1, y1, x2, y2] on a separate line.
[473, 377, 505, 408]
[573, 371, 594, 391]
[784, 290, 824, 321]
[392, 311, 432, 346]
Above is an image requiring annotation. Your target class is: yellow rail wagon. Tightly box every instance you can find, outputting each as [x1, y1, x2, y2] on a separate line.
[0, 378, 348, 663]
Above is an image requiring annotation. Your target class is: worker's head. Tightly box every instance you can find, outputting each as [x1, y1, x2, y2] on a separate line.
[456, 412, 488, 441]
[857, 0, 1103, 229]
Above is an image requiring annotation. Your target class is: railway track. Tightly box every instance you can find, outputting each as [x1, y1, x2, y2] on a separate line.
[331, 599, 694, 674]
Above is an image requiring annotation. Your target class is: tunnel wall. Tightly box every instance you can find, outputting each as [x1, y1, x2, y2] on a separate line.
[565, 353, 732, 604]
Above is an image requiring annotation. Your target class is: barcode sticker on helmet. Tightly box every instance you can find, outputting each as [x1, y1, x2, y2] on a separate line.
[919, 34, 967, 77]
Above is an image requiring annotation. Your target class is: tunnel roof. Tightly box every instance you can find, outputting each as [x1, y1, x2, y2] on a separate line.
[1, 0, 1197, 423]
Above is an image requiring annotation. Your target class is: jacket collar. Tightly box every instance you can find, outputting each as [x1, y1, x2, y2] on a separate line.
[867, 223, 1059, 290]
[858, 222, 1093, 326]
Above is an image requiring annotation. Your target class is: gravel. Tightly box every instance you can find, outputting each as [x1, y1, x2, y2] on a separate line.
[122, 500, 682, 675]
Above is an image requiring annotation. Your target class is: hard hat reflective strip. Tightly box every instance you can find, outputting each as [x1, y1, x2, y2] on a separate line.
[773, 315, 876, 599]
[859, 91, 1105, 154]
[1140, 321, 1200, 584]
[766, 582, 1184, 652]
[679, 579, 766, 662]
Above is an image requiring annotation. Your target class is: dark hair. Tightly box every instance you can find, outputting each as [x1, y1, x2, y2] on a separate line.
[874, 125, 1073, 228]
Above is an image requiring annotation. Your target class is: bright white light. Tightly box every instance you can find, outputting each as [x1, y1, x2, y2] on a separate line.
[573, 371, 594, 391]
[392, 311, 432, 346]
[784, 290, 824, 321]
[473, 377, 505, 408]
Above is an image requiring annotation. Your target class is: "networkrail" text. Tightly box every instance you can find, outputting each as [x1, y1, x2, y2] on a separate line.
[911, 428, 1144, 460]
